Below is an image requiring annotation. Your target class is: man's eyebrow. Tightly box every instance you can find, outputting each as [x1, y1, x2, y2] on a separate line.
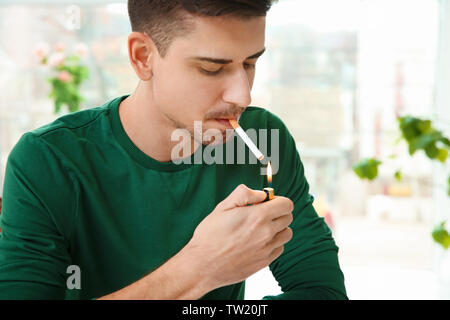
[190, 48, 266, 65]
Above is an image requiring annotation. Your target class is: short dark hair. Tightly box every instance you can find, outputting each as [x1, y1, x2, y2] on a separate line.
[128, 0, 277, 57]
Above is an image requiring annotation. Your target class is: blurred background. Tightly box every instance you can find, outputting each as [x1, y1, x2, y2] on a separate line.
[0, 0, 449, 299]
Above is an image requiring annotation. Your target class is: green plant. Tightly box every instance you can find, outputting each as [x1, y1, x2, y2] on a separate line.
[35, 42, 89, 113]
[353, 158, 382, 181]
[432, 221, 450, 250]
[399, 116, 450, 162]
[353, 115, 450, 249]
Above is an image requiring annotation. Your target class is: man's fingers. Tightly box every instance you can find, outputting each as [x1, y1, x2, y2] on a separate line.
[266, 228, 293, 250]
[271, 213, 293, 233]
[267, 245, 285, 263]
[218, 184, 267, 211]
[255, 196, 294, 220]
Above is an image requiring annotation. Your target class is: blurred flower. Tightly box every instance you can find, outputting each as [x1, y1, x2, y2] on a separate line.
[36, 41, 90, 114]
[48, 52, 65, 67]
[74, 42, 89, 59]
[34, 42, 50, 63]
[57, 71, 73, 83]
[54, 42, 66, 52]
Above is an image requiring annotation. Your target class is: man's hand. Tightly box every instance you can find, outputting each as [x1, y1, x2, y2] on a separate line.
[98, 184, 293, 300]
[185, 184, 294, 291]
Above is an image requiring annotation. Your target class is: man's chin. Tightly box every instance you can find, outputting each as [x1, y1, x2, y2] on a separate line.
[201, 129, 234, 147]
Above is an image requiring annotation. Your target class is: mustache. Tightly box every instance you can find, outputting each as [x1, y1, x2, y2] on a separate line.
[205, 106, 246, 120]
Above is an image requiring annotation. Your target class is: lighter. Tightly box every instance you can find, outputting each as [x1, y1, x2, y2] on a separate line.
[263, 161, 274, 202]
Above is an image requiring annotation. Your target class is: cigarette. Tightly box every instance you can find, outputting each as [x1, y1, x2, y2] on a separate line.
[229, 119, 264, 161]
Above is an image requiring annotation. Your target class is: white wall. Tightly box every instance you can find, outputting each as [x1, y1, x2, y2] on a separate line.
[433, 0, 450, 235]
[433, 0, 450, 285]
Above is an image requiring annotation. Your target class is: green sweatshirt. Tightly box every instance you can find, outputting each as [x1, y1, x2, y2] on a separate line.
[0, 95, 347, 300]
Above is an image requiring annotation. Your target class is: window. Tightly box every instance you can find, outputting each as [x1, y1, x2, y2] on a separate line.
[0, 0, 444, 299]
[246, 0, 440, 299]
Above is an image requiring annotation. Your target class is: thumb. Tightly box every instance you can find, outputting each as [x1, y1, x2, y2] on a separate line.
[218, 184, 267, 211]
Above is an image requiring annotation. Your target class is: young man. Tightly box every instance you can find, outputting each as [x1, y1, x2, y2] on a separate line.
[0, 0, 347, 299]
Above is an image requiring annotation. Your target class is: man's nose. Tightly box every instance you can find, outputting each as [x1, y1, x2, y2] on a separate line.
[222, 68, 252, 108]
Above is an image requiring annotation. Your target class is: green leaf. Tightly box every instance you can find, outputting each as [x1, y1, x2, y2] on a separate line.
[68, 101, 79, 112]
[399, 116, 420, 140]
[437, 148, 448, 163]
[394, 171, 402, 181]
[417, 119, 432, 133]
[448, 176, 450, 196]
[353, 158, 382, 180]
[442, 137, 450, 147]
[408, 138, 419, 155]
[54, 99, 62, 113]
[398, 116, 450, 162]
[432, 221, 450, 250]
[416, 134, 434, 150]
[65, 55, 80, 63]
[425, 144, 439, 159]
[80, 66, 89, 79]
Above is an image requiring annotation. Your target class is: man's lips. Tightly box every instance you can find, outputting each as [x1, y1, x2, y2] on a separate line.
[214, 118, 235, 129]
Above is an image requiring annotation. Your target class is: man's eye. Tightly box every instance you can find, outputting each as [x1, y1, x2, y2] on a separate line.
[200, 63, 255, 76]
[200, 68, 222, 76]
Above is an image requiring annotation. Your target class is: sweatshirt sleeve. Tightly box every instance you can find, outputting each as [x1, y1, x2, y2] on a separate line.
[0, 132, 76, 299]
[262, 114, 348, 300]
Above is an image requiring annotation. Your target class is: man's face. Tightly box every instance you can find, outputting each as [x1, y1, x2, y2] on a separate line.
[150, 15, 266, 146]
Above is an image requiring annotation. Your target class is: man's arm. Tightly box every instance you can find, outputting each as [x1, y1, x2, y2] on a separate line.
[0, 133, 216, 300]
[98, 244, 212, 300]
[262, 115, 348, 300]
[0, 132, 294, 299]
[0, 133, 74, 299]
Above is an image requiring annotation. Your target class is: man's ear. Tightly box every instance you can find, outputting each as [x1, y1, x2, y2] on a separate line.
[127, 32, 155, 81]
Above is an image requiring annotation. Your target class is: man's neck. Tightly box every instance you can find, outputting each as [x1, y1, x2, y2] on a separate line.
[118, 81, 198, 162]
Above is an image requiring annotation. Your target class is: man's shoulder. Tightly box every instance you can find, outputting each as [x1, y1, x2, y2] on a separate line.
[8, 97, 121, 163]
[29, 100, 114, 139]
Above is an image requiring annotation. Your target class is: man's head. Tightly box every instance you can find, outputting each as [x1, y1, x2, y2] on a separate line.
[126, 0, 276, 146]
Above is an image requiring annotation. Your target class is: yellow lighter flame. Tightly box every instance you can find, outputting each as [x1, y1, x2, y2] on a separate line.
[267, 161, 272, 184]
